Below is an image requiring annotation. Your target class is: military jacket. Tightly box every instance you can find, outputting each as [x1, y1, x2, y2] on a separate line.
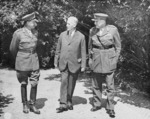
[88, 25, 121, 73]
[10, 27, 39, 71]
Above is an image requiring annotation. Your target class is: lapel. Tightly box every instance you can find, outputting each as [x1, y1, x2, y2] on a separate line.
[65, 31, 70, 45]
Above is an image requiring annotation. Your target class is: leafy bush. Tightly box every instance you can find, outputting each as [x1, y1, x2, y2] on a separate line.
[0, 0, 67, 68]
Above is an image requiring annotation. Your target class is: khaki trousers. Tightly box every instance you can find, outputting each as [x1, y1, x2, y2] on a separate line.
[92, 72, 115, 110]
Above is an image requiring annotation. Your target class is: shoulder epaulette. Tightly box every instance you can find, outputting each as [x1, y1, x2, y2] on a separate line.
[106, 25, 117, 30]
[14, 28, 23, 34]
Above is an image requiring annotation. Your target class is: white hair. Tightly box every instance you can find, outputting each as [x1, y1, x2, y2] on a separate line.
[67, 16, 78, 27]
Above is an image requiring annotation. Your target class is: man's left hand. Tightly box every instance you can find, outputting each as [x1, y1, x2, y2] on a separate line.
[81, 68, 85, 72]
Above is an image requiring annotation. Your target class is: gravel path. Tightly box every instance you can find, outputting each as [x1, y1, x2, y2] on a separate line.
[0, 69, 150, 119]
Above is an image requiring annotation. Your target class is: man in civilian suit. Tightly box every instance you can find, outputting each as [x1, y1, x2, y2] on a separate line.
[54, 16, 86, 113]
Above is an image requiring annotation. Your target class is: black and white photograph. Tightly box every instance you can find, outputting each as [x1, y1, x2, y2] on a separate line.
[0, 0, 150, 119]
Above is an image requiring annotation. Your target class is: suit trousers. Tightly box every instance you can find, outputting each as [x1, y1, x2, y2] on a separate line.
[59, 67, 79, 107]
[92, 72, 115, 110]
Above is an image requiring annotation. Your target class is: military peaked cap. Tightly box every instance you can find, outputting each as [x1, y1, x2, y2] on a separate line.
[22, 12, 39, 22]
[92, 13, 108, 21]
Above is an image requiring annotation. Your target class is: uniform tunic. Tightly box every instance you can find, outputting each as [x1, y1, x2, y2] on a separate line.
[10, 27, 39, 71]
[89, 25, 121, 73]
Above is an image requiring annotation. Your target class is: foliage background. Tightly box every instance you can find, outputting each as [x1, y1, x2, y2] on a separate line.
[0, 0, 150, 93]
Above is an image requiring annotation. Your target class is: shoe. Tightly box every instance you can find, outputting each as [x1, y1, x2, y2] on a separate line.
[90, 106, 101, 112]
[30, 104, 40, 114]
[67, 100, 73, 110]
[56, 107, 68, 113]
[106, 109, 115, 118]
[67, 105, 73, 110]
[23, 104, 29, 114]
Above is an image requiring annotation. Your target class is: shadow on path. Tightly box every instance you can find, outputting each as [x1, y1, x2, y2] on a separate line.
[0, 93, 14, 117]
[36, 98, 48, 109]
[44, 74, 61, 81]
[89, 97, 117, 109]
[116, 91, 150, 109]
[72, 96, 87, 105]
[89, 97, 106, 108]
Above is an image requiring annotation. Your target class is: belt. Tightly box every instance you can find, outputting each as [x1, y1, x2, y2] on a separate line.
[19, 49, 36, 54]
[92, 44, 113, 49]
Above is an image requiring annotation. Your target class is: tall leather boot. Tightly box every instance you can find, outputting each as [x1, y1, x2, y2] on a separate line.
[21, 84, 29, 113]
[29, 85, 40, 114]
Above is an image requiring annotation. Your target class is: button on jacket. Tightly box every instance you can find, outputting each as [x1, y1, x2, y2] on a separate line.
[10, 27, 39, 71]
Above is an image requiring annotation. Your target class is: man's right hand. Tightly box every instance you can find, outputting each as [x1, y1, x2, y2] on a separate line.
[88, 58, 93, 68]
[54, 64, 58, 68]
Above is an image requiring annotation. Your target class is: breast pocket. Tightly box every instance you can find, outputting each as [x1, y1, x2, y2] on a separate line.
[101, 34, 114, 46]
[108, 49, 118, 71]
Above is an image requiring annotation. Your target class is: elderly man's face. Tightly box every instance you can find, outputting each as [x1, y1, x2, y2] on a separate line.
[66, 18, 77, 31]
[94, 19, 106, 29]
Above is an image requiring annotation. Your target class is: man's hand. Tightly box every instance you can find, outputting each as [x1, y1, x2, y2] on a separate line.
[54, 64, 58, 68]
[88, 58, 93, 68]
[81, 67, 85, 72]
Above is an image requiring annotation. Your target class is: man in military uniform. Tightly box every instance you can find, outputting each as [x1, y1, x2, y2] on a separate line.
[88, 13, 121, 118]
[10, 12, 40, 114]
[54, 16, 86, 113]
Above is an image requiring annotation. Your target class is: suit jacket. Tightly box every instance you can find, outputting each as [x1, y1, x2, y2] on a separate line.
[54, 30, 86, 73]
[9, 27, 39, 71]
[88, 25, 121, 73]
